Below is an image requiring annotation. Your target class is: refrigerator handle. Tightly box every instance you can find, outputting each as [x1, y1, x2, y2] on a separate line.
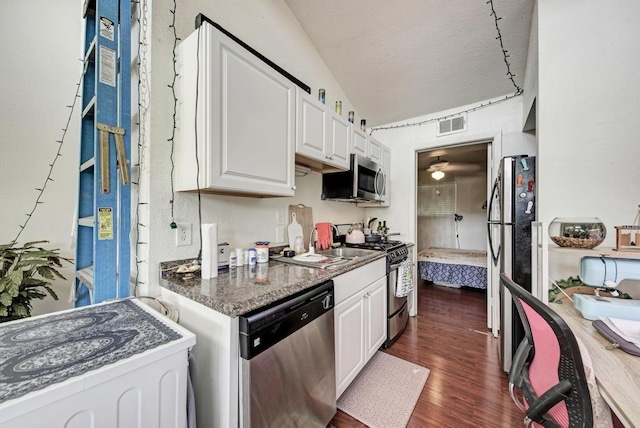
[487, 177, 501, 266]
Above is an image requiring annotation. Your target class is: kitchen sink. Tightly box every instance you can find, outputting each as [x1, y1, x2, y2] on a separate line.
[273, 247, 377, 269]
[317, 247, 377, 258]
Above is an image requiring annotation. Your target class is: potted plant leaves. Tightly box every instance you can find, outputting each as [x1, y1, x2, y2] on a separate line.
[0, 241, 73, 321]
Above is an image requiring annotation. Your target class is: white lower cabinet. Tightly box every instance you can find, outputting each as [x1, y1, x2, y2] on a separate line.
[333, 258, 387, 397]
[364, 277, 387, 360]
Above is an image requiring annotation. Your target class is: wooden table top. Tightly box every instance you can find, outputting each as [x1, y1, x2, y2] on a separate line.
[551, 303, 640, 427]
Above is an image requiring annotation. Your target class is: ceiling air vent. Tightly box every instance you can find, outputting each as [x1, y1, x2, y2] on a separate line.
[437, 113, 467, 137]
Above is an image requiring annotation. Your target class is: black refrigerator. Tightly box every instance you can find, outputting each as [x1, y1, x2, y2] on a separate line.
[487, 155, 536, 372]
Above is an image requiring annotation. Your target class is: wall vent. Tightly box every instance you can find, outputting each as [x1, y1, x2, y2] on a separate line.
[437, 114, 467, 136]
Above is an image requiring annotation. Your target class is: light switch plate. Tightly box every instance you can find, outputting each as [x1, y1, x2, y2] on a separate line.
[276, 226, 285, 243]
[276, 209, 286, 226]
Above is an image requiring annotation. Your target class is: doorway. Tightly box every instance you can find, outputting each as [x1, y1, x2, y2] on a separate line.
[414, 141, 497, 332]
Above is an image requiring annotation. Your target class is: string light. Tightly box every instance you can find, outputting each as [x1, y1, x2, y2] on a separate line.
[371, 0, 523, 134]
[133, 0, 151, 291]
[487, 0, 523, 96]
[371, 93, 520, 133]
[11, 67, 84, 244]
[168, 0, 180, 229]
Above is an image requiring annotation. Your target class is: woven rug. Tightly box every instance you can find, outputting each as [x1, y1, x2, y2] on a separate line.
[337, 351, 430, 427]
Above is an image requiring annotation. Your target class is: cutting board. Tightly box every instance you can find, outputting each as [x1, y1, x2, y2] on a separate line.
[288, 205, 313, 249]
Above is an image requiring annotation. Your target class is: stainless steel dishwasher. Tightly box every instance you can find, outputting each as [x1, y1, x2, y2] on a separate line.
[239, 280, 336, 427]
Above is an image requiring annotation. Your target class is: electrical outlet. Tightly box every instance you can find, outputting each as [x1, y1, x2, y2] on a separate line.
[176, 223, 192, 246]
[276, 226, 285, 243]
[276, 209, 286, 226]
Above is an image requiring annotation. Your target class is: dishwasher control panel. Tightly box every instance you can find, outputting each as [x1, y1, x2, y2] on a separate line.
[238, 280, 334, 360]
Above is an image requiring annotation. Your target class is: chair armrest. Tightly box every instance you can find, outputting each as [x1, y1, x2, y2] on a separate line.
[525, 380, 572, 426]
[509, 338, 532, 388]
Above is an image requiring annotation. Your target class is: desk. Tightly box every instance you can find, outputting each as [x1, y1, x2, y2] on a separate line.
[551, 303, 640, 427]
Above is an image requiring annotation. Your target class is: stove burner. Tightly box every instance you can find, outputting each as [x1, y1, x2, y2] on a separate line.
[345, 240, 403, 251]
[345, 240, 407, 265]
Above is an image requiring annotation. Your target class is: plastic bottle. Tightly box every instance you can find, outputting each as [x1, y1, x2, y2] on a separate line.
[255, 242, 269, 263]
[248, 248, 257, 265]
[236, 248, 244, 266]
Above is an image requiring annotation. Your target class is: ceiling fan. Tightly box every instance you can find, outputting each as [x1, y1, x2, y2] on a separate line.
[426, 156, 481, 180]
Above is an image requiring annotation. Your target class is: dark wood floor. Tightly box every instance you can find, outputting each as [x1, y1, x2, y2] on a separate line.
[330, 279, 524, 427]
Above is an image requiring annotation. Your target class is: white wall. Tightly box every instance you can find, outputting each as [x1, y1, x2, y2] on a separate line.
[522, 0, 538, 130]
[366, 96, 536, 248]
[0, 1, 81, 315]
[537, 0, 640, 246]
[416, 173, 487, 250]
[142, 0, 365, 295]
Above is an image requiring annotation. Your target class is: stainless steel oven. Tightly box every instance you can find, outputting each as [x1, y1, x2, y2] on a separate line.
[344, 240, 409, 347]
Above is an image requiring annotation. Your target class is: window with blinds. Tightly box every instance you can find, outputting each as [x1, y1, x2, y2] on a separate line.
[417, 182, 457, 216]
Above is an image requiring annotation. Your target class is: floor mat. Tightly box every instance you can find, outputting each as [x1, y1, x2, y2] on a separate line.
[337, 351, 430, 428]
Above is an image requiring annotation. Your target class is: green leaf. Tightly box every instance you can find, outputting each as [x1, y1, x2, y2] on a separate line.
[37, 266, 55, 280]
[12, 302, 30, 317]
[7, 270, 22, 287]
[42, 285, 59, 301]
[0, 292, 13, 306]
[0, 307, 7, 317]
[4, 278, 19, 297]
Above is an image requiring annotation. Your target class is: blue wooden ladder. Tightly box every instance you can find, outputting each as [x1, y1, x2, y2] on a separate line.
[75, 0, 131, 306]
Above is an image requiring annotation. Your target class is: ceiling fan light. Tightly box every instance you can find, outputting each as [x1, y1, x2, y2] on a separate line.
[431, 170, 445, 180]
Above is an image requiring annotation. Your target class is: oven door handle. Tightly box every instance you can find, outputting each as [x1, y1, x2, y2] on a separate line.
[389, 260, 406, 271]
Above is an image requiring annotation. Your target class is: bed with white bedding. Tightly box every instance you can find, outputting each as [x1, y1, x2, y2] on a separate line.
[417, 247, 488, 289]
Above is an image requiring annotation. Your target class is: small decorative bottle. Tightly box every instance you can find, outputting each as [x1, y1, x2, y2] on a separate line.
[348, 111, 354, 123]
[335, 101, 342, 115]
[318, 88, 325, 104]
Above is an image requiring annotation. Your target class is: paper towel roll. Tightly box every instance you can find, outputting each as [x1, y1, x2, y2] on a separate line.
[201, 223, 218, 279]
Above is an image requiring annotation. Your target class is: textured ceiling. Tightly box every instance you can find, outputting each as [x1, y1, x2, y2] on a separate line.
[285, 0, 534, 126]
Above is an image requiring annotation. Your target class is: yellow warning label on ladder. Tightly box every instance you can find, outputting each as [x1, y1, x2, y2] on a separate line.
[98, 207, 113, 240]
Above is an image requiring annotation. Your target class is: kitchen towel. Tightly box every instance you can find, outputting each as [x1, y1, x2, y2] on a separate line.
[201, 223, 218, 279]
[396, 258, 414, 297]
[315, 222, 333, 250]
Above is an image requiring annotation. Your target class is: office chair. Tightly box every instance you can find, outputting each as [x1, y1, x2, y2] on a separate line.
[501, 273, 611, 428]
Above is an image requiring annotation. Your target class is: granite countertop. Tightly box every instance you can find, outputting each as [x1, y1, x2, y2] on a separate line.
[160, 251, 386, 318]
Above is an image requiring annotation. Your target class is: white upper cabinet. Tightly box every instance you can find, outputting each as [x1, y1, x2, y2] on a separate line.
[367, 136, 383, 164]
[352, 128, 383, 164]
[295, 89, 350, 171]
[352, 128, 368, 158]
[176, 22, 295, 197]
[327, 111, 351, 169]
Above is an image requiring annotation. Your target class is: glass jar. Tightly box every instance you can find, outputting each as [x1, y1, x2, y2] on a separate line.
[548, 217, 606, 249]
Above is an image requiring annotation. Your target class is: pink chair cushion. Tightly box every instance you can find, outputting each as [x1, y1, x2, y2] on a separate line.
[521, 300, 570, 428]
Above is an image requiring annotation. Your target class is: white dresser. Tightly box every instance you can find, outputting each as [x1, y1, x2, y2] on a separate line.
[0, 299, 195, 428]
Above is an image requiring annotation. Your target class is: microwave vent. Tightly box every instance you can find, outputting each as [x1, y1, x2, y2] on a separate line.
[437, 114, 467, 136]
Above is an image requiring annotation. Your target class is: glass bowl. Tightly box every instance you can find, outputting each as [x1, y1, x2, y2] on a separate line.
[548, 217, 606, 249]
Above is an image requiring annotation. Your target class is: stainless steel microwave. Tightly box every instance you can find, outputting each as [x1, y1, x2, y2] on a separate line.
[322, 154, 386, 202]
